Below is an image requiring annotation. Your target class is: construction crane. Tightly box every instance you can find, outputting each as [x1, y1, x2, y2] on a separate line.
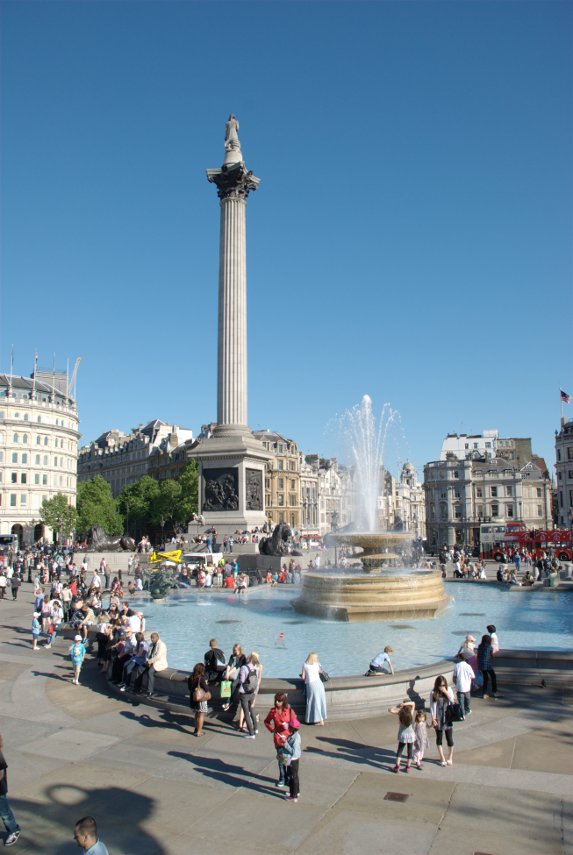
[68, 357, 81, 400]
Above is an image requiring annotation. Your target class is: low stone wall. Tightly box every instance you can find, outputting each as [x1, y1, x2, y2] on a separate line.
[116, 660, 456, 721]
[107, 649, 573, 720]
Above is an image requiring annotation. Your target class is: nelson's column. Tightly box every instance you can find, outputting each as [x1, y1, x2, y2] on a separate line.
[191, 115, 271, 534]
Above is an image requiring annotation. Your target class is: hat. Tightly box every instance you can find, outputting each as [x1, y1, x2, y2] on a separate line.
[466, 634, 475, 642]
[74, 634, 82, 641]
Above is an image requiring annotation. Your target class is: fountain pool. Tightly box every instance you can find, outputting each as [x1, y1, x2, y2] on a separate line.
[128, 584, 573, 678]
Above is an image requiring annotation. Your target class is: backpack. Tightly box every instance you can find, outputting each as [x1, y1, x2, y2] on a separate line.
[243, 667, 258, 694]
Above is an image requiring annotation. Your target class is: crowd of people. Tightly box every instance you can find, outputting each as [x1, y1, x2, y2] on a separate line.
[0, 535, 515, 848]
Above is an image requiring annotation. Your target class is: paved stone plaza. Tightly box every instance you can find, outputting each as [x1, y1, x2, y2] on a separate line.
[1, 584, 572, 855]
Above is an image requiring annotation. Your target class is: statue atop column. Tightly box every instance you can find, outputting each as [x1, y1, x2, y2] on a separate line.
[223, 114, 243, 166]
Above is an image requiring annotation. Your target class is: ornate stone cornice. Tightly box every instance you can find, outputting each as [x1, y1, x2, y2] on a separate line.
[206, 162, 261, 201]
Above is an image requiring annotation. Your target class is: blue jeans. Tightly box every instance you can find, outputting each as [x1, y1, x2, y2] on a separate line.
[0, 794, 19, 835]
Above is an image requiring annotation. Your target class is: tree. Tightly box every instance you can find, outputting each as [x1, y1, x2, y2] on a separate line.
[117, 476, 160, 539]
[40, 494, 77, 540]
[151, 480, 182, 539]
[178, 461, 199, 526]
[76, 476, 124, 536]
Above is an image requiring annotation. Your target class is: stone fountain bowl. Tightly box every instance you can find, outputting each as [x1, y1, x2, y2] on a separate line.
[329, 531, 413, 551]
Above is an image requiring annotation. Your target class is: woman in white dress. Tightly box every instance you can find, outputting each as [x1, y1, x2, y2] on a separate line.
[301, 652, 327, 726]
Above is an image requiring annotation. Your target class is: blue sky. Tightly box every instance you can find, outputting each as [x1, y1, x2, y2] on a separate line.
[1, 1, 572, 478]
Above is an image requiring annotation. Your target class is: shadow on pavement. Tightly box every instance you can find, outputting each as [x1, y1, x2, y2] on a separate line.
[308, 736, 394, 768]
[11, 783, 166, 854]
[169, 750, 280, 795]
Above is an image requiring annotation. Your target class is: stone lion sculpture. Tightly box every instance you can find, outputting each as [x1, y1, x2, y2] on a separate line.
[259, 522, 301, 557]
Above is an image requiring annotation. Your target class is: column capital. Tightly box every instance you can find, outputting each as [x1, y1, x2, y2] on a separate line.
[206, 162, 260, 201]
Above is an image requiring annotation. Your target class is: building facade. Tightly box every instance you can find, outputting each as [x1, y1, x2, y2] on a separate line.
[424, 453, 552, 551]
[253, 431, 302, 530]
[78, 420, 194, 497]
[555, 417, 573, 528]
[0, 370, 79, 546]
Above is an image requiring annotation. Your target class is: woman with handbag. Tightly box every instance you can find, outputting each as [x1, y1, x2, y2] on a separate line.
[222, 643, 246, 712]
[301, 652, 327, 726]
[188, 663, 211, 737]
[429, 675, 455, 766]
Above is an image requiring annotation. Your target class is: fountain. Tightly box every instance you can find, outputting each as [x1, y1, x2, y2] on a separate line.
[294, 395, 449, 621]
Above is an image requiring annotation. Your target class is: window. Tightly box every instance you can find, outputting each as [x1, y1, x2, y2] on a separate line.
[537, 506, 543, 517]
[568, 447, 573, 460]
[506, 486, 513, 496]
[35, 455, 40, 465]
[11, 453, 17, 464]
[454, 489, 460, 498]
[43, 455, 48, 465]
[507, 505, 514, 518]
[491, 503, 499, 517]
[569, 471, 573, 480]
[454, 471, 459, 479]
[21, 453, 27, 464]
[34, 474, 39, 485]
[12, 433, 18, 443]
[277, 494, 285, 506]
[491, 487, 498, 497]
[22, 434, 28, 444]
[290, 480, 296, 489]
[42, 474, 47, 485]
[277, 460, 284, 471]
[536, 488, 542, 497]
[44, 436, 48, 446]
[10, 494, 16, 507]
[278, 478, 284, 490]
[289, 494, 296, 507]
[20, 494, 26, 506]
[23, 414, 29, 421]
[11, 473, 17, 484]
[476, 488, 483, 498]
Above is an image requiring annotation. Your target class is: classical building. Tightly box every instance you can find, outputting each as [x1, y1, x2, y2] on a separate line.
[253, 431, 301, 530]
[78, 420, 194, 496]
[555, 417, 573, 527]
[0, 368, 79, 545]
[424, 450, 552, 550]
[299, 454, 319, 537]
[317, 458, 351, 535]
[394, 463, 426, 538]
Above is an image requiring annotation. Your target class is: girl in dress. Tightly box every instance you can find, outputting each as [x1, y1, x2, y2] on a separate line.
[388, 699, 416, 772]
[413, 709, 429, 770]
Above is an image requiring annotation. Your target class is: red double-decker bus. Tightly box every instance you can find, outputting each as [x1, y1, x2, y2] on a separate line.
[480, 523, 572, 562]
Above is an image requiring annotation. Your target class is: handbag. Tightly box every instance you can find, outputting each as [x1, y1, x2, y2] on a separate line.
[193, 685, 212, 703]
[445, 701, 464, 724]
[319, 668, 330, 683]
[220, 680, 232, 699]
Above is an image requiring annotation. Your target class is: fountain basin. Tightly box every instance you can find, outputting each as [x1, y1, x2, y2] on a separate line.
[294, 568, 450, 622]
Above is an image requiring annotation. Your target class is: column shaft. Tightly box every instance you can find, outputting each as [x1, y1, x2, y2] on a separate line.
[217, 196, 247, 426]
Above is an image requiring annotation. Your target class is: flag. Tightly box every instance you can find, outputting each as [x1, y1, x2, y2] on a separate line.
[560, 389, 572, 404]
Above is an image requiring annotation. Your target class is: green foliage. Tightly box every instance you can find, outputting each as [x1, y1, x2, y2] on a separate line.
[178, 460, 199, 524]
[76, 476, 123, 536]
[151, 479, 182, 529]
[40, 494, 77, 538]
[116, 461, 198, 539]
[117, 476, 160, 537]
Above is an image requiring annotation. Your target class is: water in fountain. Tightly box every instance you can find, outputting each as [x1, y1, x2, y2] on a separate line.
[340, 394, 398, 533]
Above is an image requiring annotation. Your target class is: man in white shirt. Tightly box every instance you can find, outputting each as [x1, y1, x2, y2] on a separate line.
[453, 656, 475, 716]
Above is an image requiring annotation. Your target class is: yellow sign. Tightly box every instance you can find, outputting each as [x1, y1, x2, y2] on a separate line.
[149, 549, 182, 564]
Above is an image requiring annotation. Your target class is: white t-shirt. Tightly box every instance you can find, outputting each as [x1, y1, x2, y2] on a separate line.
[453, 660, 475, 693]
[302, 661, 321, 684]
